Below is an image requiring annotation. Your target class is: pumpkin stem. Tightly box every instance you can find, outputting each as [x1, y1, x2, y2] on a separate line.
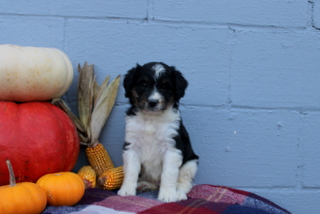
[6, 159, 16, 187]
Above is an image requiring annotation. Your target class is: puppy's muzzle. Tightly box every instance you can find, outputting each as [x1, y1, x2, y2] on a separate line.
[147, 99, 159, 108]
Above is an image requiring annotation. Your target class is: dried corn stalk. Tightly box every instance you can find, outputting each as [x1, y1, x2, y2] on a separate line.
[77, 63, 120, 176]
[52, 62, 123, 189]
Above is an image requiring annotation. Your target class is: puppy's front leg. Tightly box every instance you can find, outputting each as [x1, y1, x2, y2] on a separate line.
[158, 150, 182, 202]
[118, 149, 140, 196]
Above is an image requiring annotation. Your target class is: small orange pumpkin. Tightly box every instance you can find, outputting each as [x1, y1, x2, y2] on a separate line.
[36, 171, 85, 206]
[0, 160, 47, 214]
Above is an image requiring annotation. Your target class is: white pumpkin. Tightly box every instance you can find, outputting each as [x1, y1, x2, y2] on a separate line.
[0, 44, 73, 102]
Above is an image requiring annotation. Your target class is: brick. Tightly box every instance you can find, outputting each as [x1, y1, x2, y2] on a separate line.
[0, 16, 65, 48]
[65, 19, 231, 106]
[230, 29, 320, 108]
[300, 112, 320, 187]
[183, 107, 300, 187]
[153, 0, 308, 28]
[0, 0, 148, 19]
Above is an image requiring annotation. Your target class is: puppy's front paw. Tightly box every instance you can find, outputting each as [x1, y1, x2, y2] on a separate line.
[176, 190, 188, 201]
[158, 188, 178, 202]
[118, 185, 136, 197]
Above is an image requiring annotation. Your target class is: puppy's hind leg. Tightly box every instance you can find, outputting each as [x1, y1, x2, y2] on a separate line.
[176, 159, 198, 200]
[137, 181, 159, 192]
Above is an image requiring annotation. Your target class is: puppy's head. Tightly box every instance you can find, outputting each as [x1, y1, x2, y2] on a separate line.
[124, 62, 188, 114]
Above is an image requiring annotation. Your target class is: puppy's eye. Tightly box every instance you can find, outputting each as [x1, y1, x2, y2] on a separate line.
[141, 82, 148, 87]
[161, 85, 168, 90]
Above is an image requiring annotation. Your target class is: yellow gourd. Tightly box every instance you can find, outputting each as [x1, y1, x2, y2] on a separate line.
[0, 44, 73, 102]
[0, 160, 47, 214]
[36, 172, 85, 206]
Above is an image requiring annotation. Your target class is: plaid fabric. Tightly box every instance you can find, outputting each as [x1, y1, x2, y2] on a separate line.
[42, 184, 291, 214]
[139, 185, 291, 214]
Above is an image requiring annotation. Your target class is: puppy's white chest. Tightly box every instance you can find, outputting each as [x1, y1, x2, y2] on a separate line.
[125, 111, 180, 181]
[143, 120, 158, 136]
[126, 116, 177, 153]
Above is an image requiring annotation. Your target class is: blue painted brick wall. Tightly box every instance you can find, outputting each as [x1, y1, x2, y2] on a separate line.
[1, 1, 319, 213]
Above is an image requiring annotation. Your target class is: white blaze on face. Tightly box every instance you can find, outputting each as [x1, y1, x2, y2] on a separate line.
[148, 85, 165, 112]
[149, 88, 162, 101]
[153, 63, 165, 78]
[143, 63, 166, 113]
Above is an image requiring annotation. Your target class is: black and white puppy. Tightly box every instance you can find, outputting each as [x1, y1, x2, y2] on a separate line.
[118, 62, 199, 202]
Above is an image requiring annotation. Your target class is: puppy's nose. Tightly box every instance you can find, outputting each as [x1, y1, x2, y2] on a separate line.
[148, 99, 158, 108]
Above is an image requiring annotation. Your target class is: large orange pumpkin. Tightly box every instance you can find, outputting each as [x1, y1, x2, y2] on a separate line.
[0, 101, 80, 186]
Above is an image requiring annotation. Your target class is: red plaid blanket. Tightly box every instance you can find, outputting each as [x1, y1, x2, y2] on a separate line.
[42, 184, 291, 214]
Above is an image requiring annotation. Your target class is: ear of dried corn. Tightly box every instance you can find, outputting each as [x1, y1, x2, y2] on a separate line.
[98, 166, 124, 191]
[78, 165, 96, 189]
[81, 65, 120, 179]
[76, 63, 120, 180]
[86, 143, 115, 177]
[53, 62, 122, 191]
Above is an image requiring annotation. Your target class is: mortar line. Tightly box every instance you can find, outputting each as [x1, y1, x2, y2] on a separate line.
[308, 0, 320, 30]
[115, 102, 320, 113]
[147, 0, 154, 22]
[0, 12, 310, 32]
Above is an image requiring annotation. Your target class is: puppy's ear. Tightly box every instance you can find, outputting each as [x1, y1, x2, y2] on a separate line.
[172, 67, 188, 101]
[123, 64, 141, 97]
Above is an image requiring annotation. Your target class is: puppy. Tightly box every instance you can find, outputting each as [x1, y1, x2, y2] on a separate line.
[118, 62, 199, 202]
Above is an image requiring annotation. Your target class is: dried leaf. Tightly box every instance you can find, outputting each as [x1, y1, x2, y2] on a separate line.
[51, 98, 90, 145]
[94, 75, 110, 107]
[78, 62, 95, 129]
[90, 75, 121, 145]
[93, 81, 101, 103]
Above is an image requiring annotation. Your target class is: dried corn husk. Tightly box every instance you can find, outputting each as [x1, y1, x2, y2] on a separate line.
[94, 75, 110, 106]
[90, 75, 121, 146]
[78, 63, 95, 130]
